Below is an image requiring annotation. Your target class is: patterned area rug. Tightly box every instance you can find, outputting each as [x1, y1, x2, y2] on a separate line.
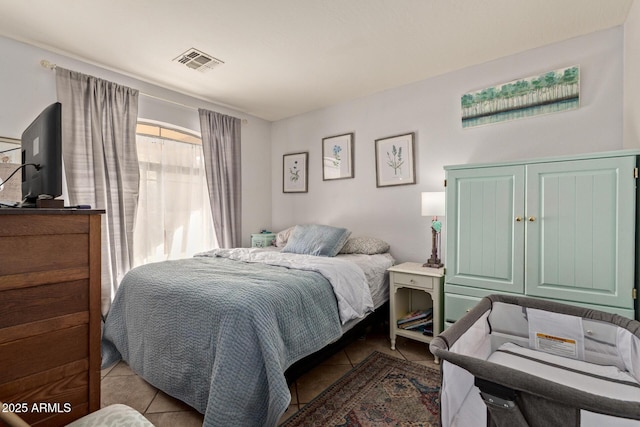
[282, 351, 441, 426]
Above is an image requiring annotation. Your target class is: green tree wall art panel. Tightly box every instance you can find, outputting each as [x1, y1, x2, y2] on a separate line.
[461, 65, 580, 128]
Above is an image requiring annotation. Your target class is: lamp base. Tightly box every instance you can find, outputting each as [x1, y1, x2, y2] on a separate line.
[423, 258, 443, 268]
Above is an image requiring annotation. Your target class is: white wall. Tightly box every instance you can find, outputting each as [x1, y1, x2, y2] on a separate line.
[0, 35, 272, 247]
[624, 0, 640, 149]
[271, 27, 625, 263]
[1, 25, 629, 259]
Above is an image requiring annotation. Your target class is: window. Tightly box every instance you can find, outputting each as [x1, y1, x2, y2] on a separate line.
[133, 122, 217, 266]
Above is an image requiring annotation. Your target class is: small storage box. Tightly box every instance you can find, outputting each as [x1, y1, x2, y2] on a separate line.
[251, 233, 275, 248]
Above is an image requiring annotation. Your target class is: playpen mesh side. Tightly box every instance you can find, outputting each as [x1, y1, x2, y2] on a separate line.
[430, 294, 640, 427]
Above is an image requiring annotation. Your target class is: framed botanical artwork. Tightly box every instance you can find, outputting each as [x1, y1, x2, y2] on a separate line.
[283, 152, 308, 193]
[375, 132, 416, 188]
[322, 133, 354, 181]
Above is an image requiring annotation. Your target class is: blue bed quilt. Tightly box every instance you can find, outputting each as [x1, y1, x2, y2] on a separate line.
[101, 253, 354, 426]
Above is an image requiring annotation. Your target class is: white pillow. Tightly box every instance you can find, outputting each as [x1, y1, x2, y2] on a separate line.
[275, 226, 295, 247]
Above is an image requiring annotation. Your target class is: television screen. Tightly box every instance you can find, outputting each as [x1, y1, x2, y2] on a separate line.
[21, 102, 63, 207]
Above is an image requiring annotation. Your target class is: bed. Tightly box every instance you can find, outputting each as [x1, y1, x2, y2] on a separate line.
[101, 224, 394, 426]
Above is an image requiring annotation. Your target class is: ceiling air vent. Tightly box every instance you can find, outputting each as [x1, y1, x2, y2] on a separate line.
[173, 48, 224, 73]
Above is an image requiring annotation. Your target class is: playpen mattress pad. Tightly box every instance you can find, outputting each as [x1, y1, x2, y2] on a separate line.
[488, 342, 640, 402]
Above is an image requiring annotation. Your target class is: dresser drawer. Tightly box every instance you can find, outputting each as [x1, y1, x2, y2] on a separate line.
[444, 293, 482, 324]
[0, 324, 89, 383]
[392, 272, 434, 290]
[0, 234, 88, 276]
[0, 280, 88, 331]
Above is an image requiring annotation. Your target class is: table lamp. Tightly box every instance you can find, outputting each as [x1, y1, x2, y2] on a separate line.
[422, 192, 445, 268]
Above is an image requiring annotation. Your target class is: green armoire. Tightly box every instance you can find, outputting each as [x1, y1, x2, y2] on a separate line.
[444, 150, 639, 326]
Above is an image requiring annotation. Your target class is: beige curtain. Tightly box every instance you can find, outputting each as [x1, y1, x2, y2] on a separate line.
[56, 67, 139, 315]
[198, 109, 241, 248]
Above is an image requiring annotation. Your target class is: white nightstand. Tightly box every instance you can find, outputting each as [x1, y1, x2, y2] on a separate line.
[388, 262, 444, 362]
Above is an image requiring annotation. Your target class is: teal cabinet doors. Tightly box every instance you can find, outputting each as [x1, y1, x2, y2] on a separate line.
[526, 156, 636, 310]
[446, 165, 525, 294]
[445, 151, 638, 319]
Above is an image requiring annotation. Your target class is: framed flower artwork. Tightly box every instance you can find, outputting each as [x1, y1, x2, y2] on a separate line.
[283, 152, 308, 193]
[322, 133, 354, 181]
[374, 132, 416, 187]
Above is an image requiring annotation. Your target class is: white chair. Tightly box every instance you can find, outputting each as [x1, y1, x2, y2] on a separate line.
[0, 403, 154, 427]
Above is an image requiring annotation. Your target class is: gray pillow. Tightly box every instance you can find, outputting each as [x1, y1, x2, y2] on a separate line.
[339, 236, 390, 255]
[281, 224, 351, 257]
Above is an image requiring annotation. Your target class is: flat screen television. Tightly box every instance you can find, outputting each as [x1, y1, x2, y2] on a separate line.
[21, 102, 63, 207]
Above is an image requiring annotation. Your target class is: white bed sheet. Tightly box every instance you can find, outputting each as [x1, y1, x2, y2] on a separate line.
[247, 247, 394, 332]
[336, 252, 394, 307]
[336, 252, 394, 333]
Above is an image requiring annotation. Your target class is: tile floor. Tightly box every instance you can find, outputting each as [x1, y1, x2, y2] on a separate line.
[100, 330, 439, 426]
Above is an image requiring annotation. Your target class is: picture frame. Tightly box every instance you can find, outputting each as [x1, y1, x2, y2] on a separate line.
[322, 133, 354, 181]
[375, 132, 416, 188]
[461, 65, 580, 128]
[283, 152, 308, 193]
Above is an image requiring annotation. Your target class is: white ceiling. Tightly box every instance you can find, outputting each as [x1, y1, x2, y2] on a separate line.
[0, 0, 634, 121]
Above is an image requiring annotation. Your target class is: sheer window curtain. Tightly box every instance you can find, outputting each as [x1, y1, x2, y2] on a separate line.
[134, 134, 216, 265]
[198, 110, 242, 248]
[56, 68, 139, 315]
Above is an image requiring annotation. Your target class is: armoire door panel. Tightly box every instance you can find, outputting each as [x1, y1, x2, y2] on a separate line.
[526, 157, 636, 308]
[446, 166, 525, 293]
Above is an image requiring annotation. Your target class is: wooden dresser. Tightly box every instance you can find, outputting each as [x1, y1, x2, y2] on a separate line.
[0, 209, 103, 426]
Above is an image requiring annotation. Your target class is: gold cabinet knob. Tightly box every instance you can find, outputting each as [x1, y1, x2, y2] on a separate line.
[528, 216, 536, 222]
[515, 216, 523, 222]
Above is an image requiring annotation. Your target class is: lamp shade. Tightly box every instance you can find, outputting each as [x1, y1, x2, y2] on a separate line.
[421, 192, 445, 217]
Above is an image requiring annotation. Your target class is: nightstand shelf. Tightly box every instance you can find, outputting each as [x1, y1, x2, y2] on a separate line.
[388, 262, 444, 362]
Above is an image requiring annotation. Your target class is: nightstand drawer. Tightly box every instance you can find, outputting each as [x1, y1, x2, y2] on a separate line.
[392, 272, 434, 290]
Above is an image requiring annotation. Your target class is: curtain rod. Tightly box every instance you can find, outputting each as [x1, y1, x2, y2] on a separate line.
[40, 60, 248, 124]
[0, 147, 20, 154]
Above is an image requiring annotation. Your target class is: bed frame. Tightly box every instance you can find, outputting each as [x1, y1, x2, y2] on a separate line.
[285, 302, 389, 382]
